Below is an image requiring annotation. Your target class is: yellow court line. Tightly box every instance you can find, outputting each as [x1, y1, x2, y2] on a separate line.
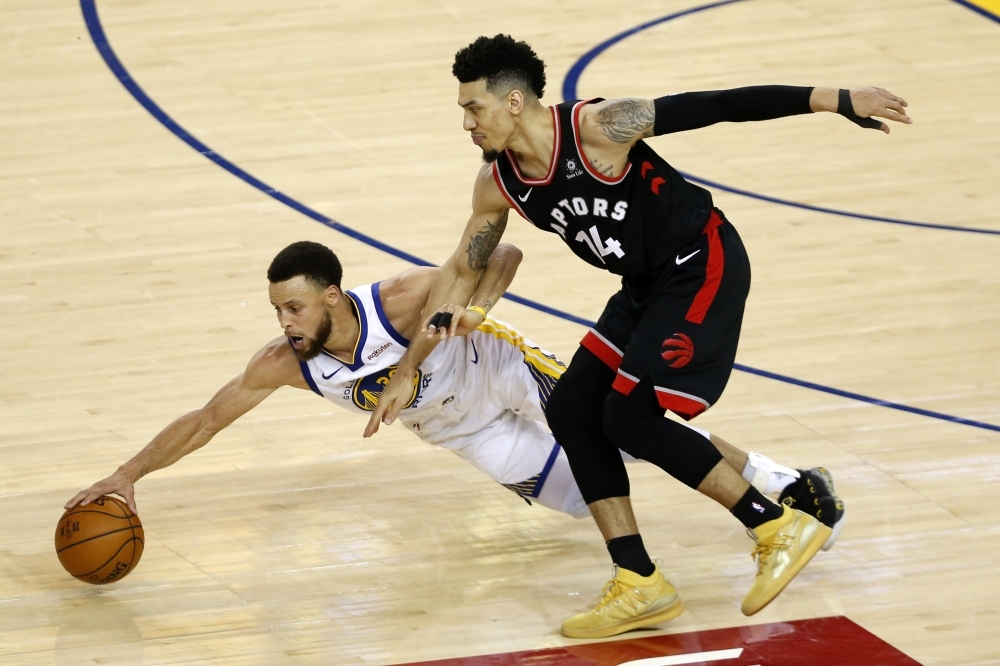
[966, 0, 1000, 17]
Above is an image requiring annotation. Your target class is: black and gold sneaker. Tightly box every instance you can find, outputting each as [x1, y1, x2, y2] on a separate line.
[778, 467, 844, 551]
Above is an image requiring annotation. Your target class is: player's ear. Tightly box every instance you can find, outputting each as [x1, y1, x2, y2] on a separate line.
[324, 284, 342, 306]
[507, 89, 525, 115]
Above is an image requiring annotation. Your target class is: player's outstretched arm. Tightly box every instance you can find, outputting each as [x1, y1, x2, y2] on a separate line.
[64, 340, 300, 513]
[425, 242, 523, 338]
[364, 164, 511, 436]
[583, 86, 910, 147]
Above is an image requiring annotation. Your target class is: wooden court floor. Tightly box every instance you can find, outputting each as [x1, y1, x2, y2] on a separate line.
[1, 0, 998, 663]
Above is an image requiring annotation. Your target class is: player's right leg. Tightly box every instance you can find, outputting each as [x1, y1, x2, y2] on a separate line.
[545, 344, 684, 638]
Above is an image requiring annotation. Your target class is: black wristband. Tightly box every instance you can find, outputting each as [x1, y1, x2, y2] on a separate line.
[837, 89, 883, 130]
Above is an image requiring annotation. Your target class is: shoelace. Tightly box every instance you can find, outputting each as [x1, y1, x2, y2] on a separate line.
[750, 531, 792, 572]
[594, 572, 646, 614]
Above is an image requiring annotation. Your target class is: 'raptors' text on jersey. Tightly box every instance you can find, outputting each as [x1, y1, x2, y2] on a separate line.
[492, 99, 714, 279]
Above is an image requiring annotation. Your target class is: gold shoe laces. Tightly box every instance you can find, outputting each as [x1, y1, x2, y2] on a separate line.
[593, 571, 645, 614]
[750, 532, 792, 572]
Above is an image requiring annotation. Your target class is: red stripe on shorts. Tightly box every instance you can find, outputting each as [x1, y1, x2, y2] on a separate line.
[581, 330, 622, 371]
[611, 369, 639, 395]
[685, 210, 725, 325]
[654, 387, 709, 420]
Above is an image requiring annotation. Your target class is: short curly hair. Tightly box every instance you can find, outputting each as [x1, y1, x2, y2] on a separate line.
[453, 35, 546, 99]
[267, 241, 343, 289]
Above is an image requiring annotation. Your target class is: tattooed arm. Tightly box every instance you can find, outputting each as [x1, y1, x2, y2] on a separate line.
[582, 87, 910, 154]
[365, 164, 511, 436]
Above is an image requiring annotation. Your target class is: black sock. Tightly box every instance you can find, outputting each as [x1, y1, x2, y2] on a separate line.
[606, 534, 655, 577]
[731, 486, 784, 529]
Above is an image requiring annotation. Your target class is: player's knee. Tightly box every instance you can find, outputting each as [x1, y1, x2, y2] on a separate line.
[544, 380, 574, 440]
[601, 386, 648, 453]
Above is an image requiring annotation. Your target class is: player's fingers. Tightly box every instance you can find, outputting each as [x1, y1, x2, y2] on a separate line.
[364, 408, 383, 437]
[423, 311, 444, 335]
[122, 486, 138, 515]
[77, 488, 102, 508]
[65, 490, 88, 509]
[878, 107, 912, 124]
[448, 311, 464, 337]
[382, 399, 402, 426]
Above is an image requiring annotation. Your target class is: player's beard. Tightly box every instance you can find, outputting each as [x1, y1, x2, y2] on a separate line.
[294, 310, 333, 361]
[481, 148, 499, 163]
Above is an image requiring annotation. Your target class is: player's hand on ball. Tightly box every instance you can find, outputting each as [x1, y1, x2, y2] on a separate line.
[423, 304, 484, 340]
[65, 470, 138, 515]
[849, 87, 911, 134]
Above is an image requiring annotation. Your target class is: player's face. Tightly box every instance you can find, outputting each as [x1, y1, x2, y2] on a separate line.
[269, 277, 335, 361]
[458, 80, 514, 163]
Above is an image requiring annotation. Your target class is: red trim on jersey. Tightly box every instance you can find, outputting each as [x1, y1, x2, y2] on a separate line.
[611, 369, 640, 395]
[571, 100, 633, 185]
[504, 106, 561, 185]
[685, 210, 725, 324]
[581, 329, 623, 371]
[491, 162, 533, 222]
[654, 387, 710, 420]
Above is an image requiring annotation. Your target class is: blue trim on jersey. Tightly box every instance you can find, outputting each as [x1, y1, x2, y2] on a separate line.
[322, 289, 368, 371]
[531, 443, 562, 498]
[287, 338, 323, 396]
[371, 282, 409, 348]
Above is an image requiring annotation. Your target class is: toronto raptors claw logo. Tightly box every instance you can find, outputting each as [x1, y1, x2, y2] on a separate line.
[661, 333, 694, 368]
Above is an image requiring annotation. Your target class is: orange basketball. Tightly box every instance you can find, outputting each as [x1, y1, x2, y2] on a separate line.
[55, 495, 144, 585]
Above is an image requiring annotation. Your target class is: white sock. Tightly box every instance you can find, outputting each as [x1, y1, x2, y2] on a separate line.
[742, 452, 800, 497]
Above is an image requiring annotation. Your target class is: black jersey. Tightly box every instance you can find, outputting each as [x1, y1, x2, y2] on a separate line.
[492, 99, 715, 281]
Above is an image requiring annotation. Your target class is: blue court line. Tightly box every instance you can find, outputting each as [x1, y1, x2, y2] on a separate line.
[78, 0, 1000, 433]
[562, 0, 1000, 237]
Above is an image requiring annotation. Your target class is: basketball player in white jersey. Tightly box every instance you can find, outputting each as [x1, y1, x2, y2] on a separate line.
[66, 241, 827, 535]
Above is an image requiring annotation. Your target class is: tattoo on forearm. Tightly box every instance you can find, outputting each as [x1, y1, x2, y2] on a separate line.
[483, 299, 492, 310]
[596, 99, 655, 143]
[465, 216, 507, 271]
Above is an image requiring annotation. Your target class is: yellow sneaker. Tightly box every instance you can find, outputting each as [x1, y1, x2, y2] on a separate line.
[561, 564, 684, 638]
[741, 504, 832, 616]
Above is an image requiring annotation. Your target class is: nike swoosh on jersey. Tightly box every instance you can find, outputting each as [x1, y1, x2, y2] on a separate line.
[518, 188, 533, 202]
[675, 249, 701, 265]
[321, 367, 344, 380]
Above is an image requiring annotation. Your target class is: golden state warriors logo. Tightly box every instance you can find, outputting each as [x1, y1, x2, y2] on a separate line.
[350, 365, 422, 411]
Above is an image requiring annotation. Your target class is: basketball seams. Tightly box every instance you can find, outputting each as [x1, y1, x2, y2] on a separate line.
[76, 536, 140, 579]
[59, 508, 131, 519]
[55, 525, 136, 554]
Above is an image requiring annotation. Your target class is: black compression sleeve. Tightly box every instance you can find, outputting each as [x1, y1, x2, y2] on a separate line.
[652, 85, 813, 136]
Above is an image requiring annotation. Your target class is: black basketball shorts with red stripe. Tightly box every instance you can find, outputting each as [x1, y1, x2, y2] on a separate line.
[581, 209, 750, 419]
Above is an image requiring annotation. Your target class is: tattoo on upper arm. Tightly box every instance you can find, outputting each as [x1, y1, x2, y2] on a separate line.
[596, 99, 655, 143]
[465, 216, 507, 271]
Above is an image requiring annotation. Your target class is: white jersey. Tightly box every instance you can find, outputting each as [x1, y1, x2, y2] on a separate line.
[298, 281, 463, 419]
[297, 282, 593, 516]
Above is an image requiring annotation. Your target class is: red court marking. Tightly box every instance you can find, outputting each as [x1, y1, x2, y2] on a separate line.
[397, 616, 922, 666]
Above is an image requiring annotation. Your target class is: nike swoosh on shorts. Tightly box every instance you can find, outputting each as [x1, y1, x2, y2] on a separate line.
[675, 249, 701, 265]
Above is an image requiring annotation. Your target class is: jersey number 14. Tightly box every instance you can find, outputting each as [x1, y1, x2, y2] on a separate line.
[576, 225, 624, 264]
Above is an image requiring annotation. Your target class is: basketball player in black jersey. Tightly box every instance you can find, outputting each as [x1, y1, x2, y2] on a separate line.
[365, 35, 911, 637]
